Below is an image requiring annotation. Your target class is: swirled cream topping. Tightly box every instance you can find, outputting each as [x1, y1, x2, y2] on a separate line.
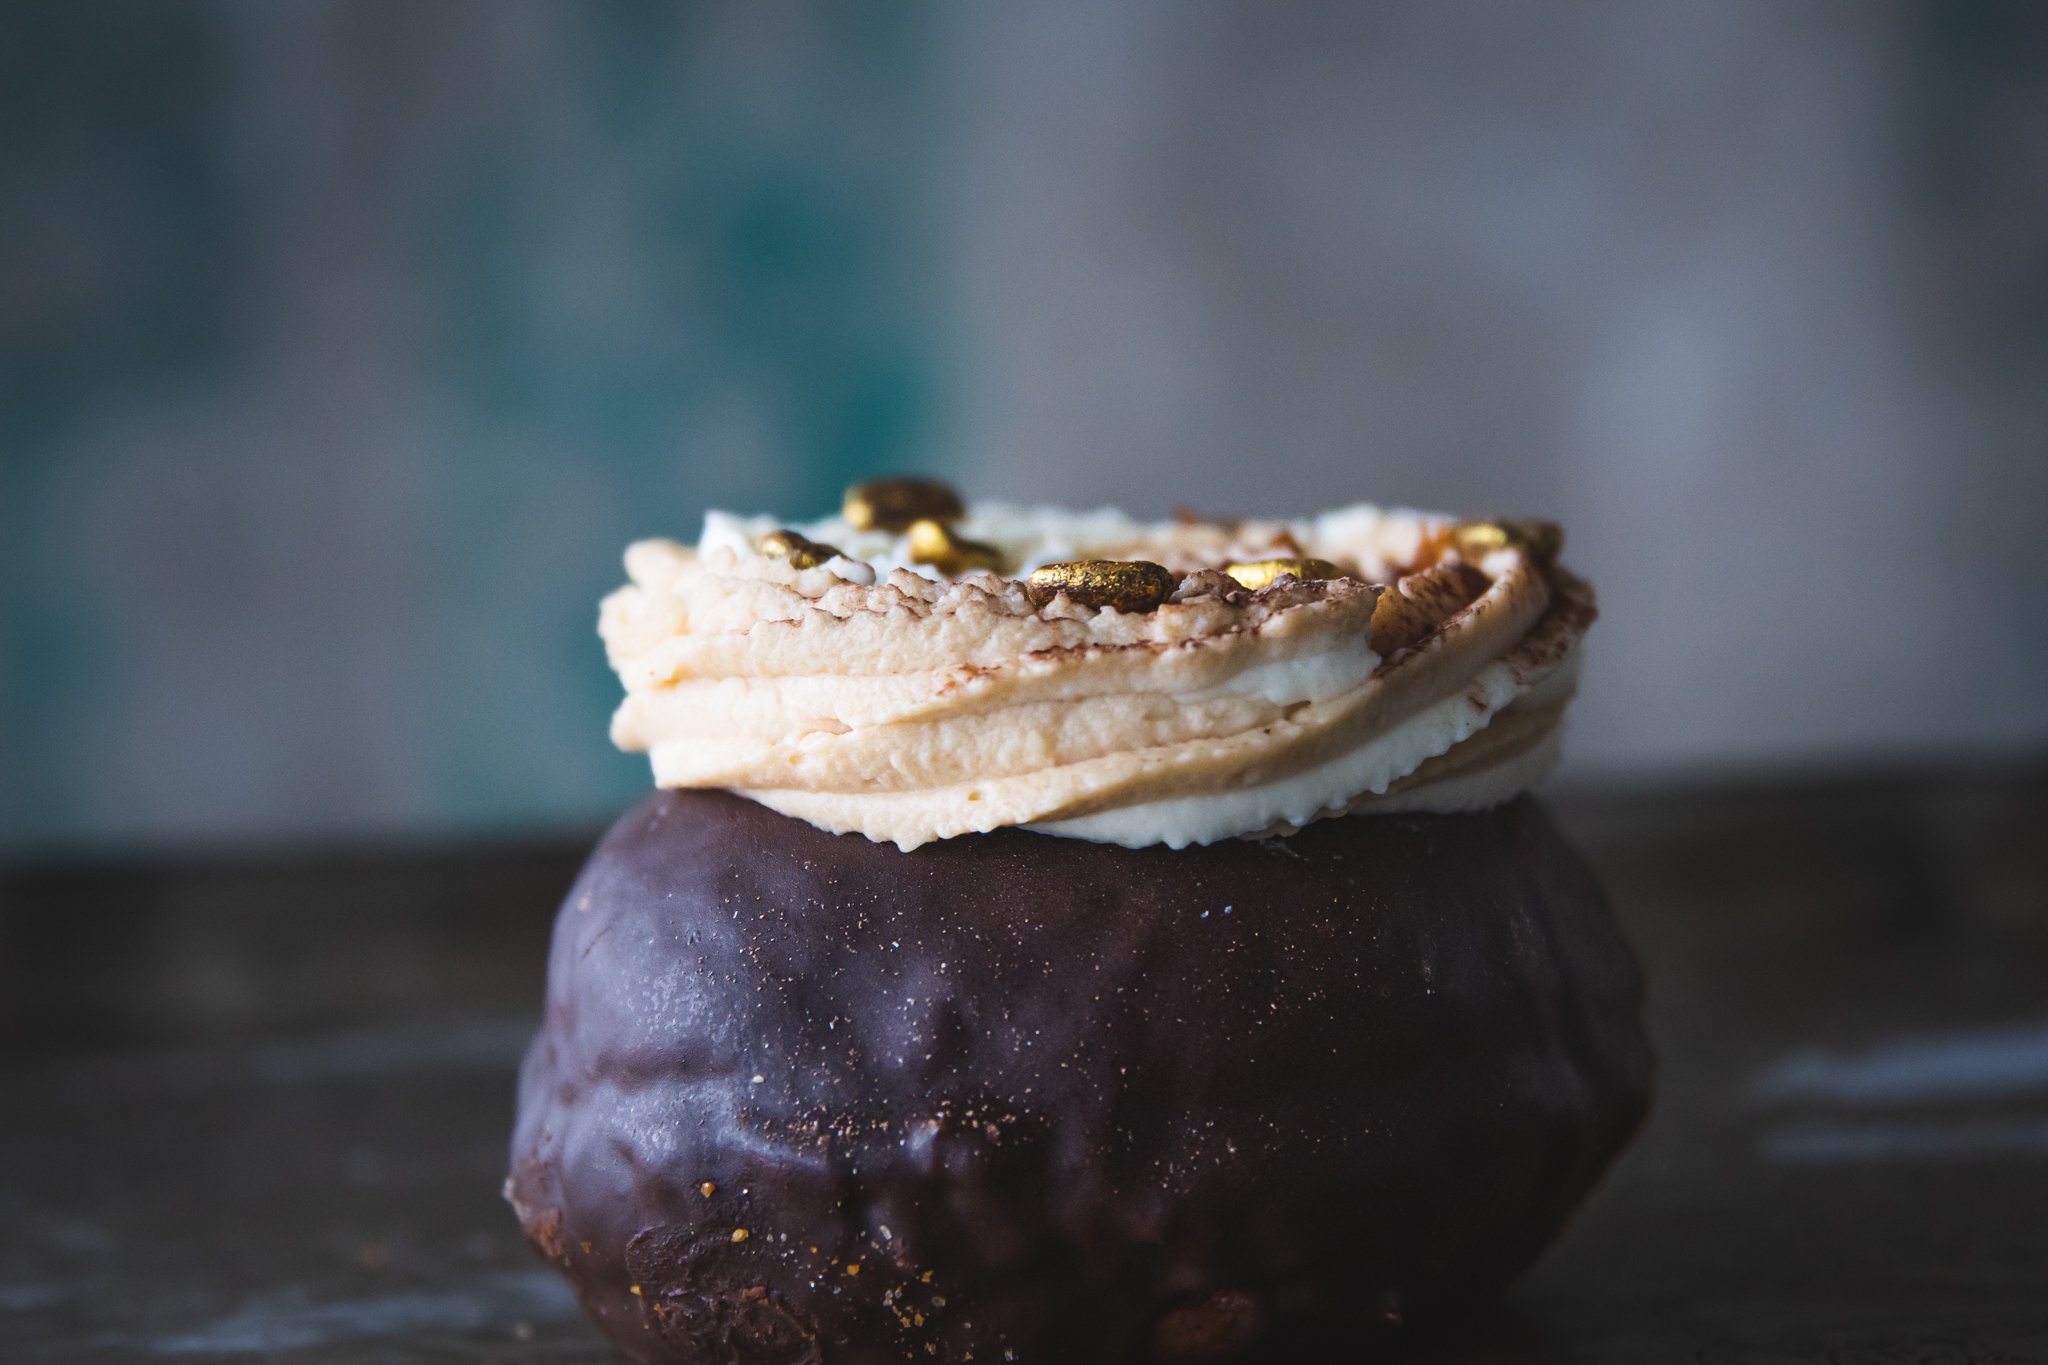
[601, 491, 1595, 850]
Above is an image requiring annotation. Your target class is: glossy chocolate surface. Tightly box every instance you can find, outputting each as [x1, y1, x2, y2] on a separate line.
[508, 790, 1649, 1364]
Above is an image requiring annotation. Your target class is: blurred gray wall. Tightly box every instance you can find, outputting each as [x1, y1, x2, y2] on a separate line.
[3, 0, 2044, 853]
[940, 1, 2048, 775]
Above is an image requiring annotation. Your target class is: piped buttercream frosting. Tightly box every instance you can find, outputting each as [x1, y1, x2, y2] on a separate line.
[600, 501, 1595, 850]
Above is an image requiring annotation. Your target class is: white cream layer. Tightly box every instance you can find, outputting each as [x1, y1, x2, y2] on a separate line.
[1031, 650, 1580, 846]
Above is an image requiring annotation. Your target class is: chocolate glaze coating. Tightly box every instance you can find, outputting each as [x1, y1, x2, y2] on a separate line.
[509, 790, 1649, 1364]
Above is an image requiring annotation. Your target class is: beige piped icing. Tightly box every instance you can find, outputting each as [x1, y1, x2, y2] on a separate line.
[601, 500, 1596, 850]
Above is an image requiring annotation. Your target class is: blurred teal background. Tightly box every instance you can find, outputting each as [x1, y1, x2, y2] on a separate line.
[4, 1, 2046, 854]
[2, 3, 947, 849]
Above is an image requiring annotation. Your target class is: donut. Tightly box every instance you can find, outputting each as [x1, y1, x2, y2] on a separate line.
[509, 485, 1651, 1363]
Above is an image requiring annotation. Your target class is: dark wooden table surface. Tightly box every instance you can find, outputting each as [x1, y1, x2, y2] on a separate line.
[5, 768, 2047, 1364]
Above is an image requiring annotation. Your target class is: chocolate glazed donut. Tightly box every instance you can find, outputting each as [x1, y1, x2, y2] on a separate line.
[508, 789, 1649, 1364]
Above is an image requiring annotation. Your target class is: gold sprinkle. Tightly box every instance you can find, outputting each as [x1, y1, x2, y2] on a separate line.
[1025, 560, 1178, 613]
[1222, 557, 1346, 591]
[846, 1262, 861, 1276]
[906, 518, 1005, 575]
[629, 1284, 643, 1296]
[699, 1182, 717, 1198]
[754, 528, 842, 569]
[1451, 518, 1563, 565]
[844, 477, 964, 532]
[731, 1228, 750, 1243]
